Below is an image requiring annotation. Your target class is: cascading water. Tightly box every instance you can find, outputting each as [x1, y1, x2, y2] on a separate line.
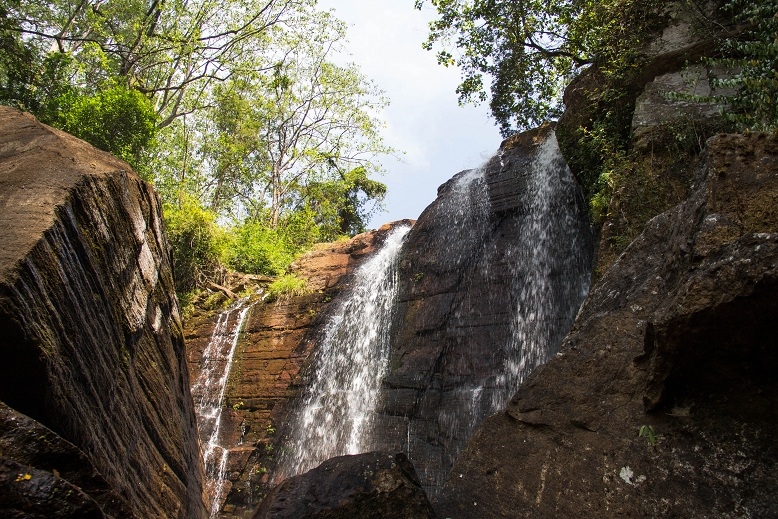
[262, 129, 590, 493]
[191, 300, 252, 518]
[492, 132, 592, 411]
[384, 128, 592, 493]
[275, 224, 411, 480]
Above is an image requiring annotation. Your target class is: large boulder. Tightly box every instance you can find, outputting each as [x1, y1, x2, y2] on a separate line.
[253, 452, 436, 519]
[0, 107, 207, 517]
[436, 132, 778, 517]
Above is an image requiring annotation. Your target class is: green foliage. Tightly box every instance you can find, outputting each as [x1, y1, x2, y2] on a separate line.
[302, 166, 388, 240]
[0, 8, 74, 122]
[56, 84, 158, 170]
[266, 274, 310, 301]
[2, 0, 396, 296]
[163, 195, 231, 295]
[638, 424, 657, 446]
[573, 114, 631, 220]
[2, 0, 303, 129]
[415, 0, 665, 135]
[195, 11, 393, 231]
[708, 0, 778, 132]
[227, 220, 298, 277]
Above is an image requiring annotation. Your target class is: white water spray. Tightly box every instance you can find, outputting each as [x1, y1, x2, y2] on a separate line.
[410, 131, 592, 491]
[493, 132, 591, 410]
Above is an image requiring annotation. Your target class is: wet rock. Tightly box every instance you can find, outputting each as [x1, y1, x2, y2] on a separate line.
[0, 402, 123, 517]
[381, 127, 593, 495]
[436, 132, 778, 518]
[0, 106, 207, 518]
[0, 458, 106, 518]
[253, 452, 436, 519]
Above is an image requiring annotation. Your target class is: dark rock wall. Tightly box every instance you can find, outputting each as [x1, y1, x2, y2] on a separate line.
[0, 107, 207, 518]
[377, 125, 593, 495]
[436, 133, 778, 518]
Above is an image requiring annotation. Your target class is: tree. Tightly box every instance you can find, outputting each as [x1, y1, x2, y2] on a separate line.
[2, 0, 396, 290]
[1, 0, 304, 128]
[57, 84, 159, 168]
[302, 166, 388, 238]
[0, 2, 74, 122]
[414, 0, 665, 135]
[199, 10, 392, 232]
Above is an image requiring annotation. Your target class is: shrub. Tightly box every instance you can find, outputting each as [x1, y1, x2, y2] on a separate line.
[163, 195, 231, 295]
[56, 84, 158, 170]
[266, 274, 310, 301]
[227, 220, 297, 276]
[709, 0, 778, 132]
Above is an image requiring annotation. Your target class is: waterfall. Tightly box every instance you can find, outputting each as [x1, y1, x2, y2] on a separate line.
[391, 129, 592, 492]
[191, 300, 252, 518]
[276, 224, 411, 479]
[492, 132, 592, 410]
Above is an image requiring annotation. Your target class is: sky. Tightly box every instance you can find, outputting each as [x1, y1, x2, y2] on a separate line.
[315, 0, 502, 227]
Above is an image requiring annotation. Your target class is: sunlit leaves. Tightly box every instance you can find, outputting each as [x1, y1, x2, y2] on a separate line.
[192, 8, 392, 237]
[415, 0, 666, 135]
[2, 0, 305, 126]
[57, 83, 158, 168]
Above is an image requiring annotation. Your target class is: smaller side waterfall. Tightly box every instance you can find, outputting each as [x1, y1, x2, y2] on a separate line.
[191, 300, 252, 518]
[276, 225, 411, 480]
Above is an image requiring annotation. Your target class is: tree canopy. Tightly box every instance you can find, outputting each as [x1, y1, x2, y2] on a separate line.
[416, 0, 777, 136]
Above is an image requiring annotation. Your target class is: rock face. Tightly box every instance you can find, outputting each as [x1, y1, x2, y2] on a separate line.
[253, 452, 436, 519]
[376, 125, 593, 495]
[0, 107, 207, 517]
[184, 221, 414, 516]
[436, 132, 778, 517]
[557, 0, 739, 272]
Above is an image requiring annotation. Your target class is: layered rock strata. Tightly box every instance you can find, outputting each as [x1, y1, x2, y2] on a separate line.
[0, 107, 207, 518]
[437, 133, 778, 517]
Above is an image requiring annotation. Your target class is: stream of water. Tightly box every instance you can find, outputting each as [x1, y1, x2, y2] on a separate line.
[275, 224, 411, 480]
[191, 300, 252, 518]
[493, 132, 592, 411]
